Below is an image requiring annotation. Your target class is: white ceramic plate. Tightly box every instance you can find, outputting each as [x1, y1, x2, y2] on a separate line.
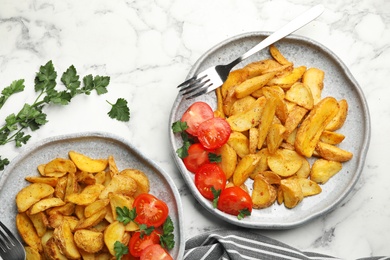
[0, 132, 184, 259]
[169, 32, 370, 229]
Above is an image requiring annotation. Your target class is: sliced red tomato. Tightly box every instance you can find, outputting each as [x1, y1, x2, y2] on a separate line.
[133, 194, 169, 228]
[195, 163, 226, 200]
[181, 101, 214, 136]
[217, 186, 253, 217]
[183, 143, 211, 173]
[129, 230, 161, 257]
[197, 117, 231, 150]
[140, 244, 173, 260]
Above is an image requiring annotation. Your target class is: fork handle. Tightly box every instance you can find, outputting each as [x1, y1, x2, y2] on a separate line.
[228, 4, 324, 68]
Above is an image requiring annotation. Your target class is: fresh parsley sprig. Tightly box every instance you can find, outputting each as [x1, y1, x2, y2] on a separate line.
[116, 206, 136, 225]
[0, 61, 131, 172]
[107, 98, 130, 122]
[160, 216, 175, 250]
[0, 79, 25, 109]
[171, 121, 193, 158]
[113, 241, 129, 260]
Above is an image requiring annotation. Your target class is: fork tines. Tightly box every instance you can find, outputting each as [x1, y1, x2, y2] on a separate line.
[177, 75, 213, 99]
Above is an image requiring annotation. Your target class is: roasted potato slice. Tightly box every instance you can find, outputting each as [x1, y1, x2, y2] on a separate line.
[295, 97, 339, 157]
[266, 123, 286, 154]
[229, 95, 256, 115]
[315, 141, 353, 162]
[297, 178, 322, 197]
[227, 131, 250, 158]
[226, 96, 266, 132]
[280, 178, 304, 209]
[104, 221, 127, 256]
[310, 159, 342, 184]
[108, 155, 119, 176]
[66, 184, 105, 205]
[44, 158, 76, 178]
[74, 229, 104, 253]
[325, 99, 348, 131]
[53, 221, 81, 259]
[302, 67, 324, 105]
[84, 199, 110, 218]
[120, 169, 150, 197]
[267, 149, 303, 177]
[68, 150, 108, 173]
[251, 174, 277, 209]
[283, 105, 308, 140]
[269, 45, 292, 65]
[16, 213, 43, 252]
[221, 68, 249, 99]
[295, 157, 311, 179]
[257, 95, 277, 149]
[29, 198, 66, 215]
[235, 72, 277, 98]
[25, 176, 58, 187]
[16, 183, 54, 212]
[25, 246, 42, 260]
[320, 130, 345, 145]
[99, 174, 137, 199]
[232, 154, 260, 186]
[285, 82, 314, 110]
[260, 170, 281, 185]
[267, 66, 306, 88]
[75, 207, 107, 230]
[27, 211, 48, 238]
[45, 237, 67, 260]
[216, 143, 237, 180]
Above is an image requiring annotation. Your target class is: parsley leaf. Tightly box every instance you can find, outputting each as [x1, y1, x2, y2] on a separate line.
[61, 65, 80, 96]
[0, 79, 25, 109]
[107, 98, 130, 122]
[171, 121, 188, 133]
[0, 157, 9, 171]
[160, 216, 175, 250]
[237, 208, 251, 220]
[172, 121, 194, 158]
[139, 224, 155, 238]
[82, 75, 110, 95]
[116, 206, 136, 225]
[209, 153, 221, 163]
[113, 241, 128, 260]
[211, 187, 221, 208]
[34, 60, 57, 92]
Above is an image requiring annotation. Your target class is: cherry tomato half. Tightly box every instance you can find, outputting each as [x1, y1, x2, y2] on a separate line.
[195, 163, 226, 200]
[140, 244, 173, 260]
[129, 230, 161, 257]
[183, 143, 211, 173]
[181, 101, 214, 136]
[217, 186, 253, 216]
[197, 117, 231, 150]
[133, 194, 169, 228]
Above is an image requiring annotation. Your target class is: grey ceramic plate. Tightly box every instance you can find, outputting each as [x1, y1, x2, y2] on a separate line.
[169, 32, 370, 229]
[0, 132, 184, 259]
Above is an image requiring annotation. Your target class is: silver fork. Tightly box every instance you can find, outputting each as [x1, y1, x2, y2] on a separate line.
[178, 4, 324, 99]
[0, 221, 26, 260]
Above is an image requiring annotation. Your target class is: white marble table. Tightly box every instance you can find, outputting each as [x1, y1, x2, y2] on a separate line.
[1, 0, 389, 259]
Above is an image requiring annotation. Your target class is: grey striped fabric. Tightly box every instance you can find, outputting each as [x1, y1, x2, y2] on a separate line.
[184, 229, 389, 260]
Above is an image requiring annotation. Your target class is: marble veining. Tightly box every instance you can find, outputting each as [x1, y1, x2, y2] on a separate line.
[1, 0, 389, 259]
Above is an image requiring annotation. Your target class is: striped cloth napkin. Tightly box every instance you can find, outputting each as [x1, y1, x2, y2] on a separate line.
[184, 229, 389, 260]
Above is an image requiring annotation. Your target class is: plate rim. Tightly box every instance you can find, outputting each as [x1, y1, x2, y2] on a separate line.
[169, 31, 371, 229]
[1, 131, 185, 259]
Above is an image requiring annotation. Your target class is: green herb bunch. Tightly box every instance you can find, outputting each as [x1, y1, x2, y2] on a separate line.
[0, 61, 130, 171]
